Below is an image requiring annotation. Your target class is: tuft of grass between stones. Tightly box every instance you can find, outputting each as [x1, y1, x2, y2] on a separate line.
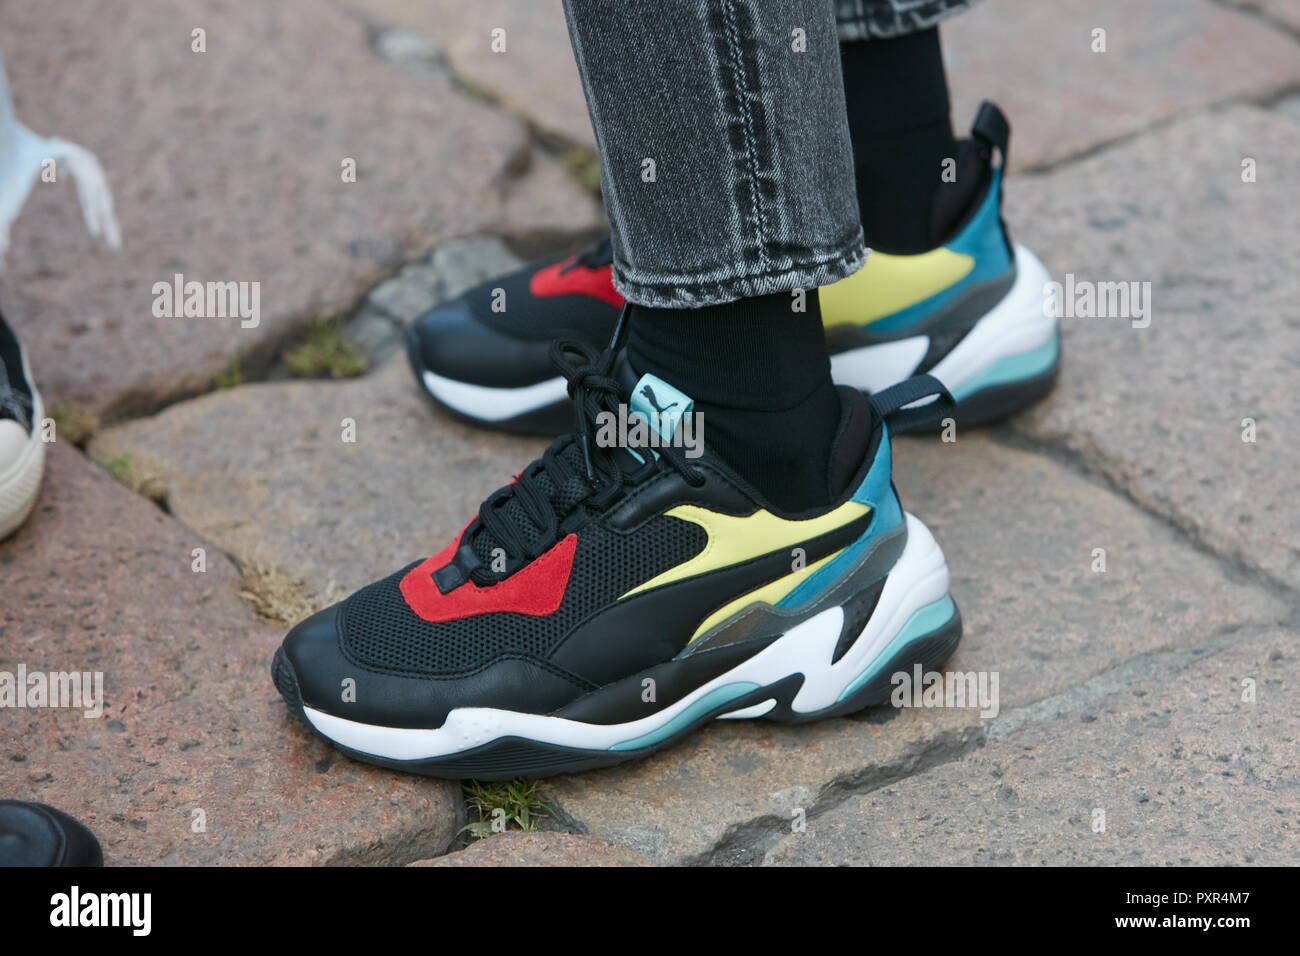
[284, 321, 367, 379]
[93, 451, 167, 504]
[47, 403, 100, 446]
[460, 779, 551, 841]
[453, 76, 496, 105]
[214, 354, 243, 389]
[563, 147, 602, 196]
[97, 452, 131, 482]
[237, 563, 342, 626]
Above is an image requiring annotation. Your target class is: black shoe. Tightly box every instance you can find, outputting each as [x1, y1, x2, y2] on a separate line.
[0, 800, 103, 866]
[276, 319, 961, 779]
[405, 105, 1059, 436]
[406, 237, 623, 434]
[0, 309, 45, 539]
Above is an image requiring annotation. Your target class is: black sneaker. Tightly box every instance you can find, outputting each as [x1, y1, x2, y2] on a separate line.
[406, 104, 1058, 436]
[0, 309, 44, 540]
[406, 236, 623, 434]
[0, 800, 103, 866]
[275, 314, 961, 779]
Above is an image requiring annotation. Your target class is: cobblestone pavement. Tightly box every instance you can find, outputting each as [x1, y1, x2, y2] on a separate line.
[1, 0, 1296, 865]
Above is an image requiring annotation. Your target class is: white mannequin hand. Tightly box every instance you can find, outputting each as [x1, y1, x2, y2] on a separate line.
[42, 136, 122, 250]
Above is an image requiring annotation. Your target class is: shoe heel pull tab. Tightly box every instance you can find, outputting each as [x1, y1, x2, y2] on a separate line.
[972, 100, 1010, 171]
[604, 300, 633, 358]
[869, 374, 955, 435]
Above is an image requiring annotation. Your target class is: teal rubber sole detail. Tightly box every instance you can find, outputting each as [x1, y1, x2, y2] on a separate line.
[608, 681, 760, 751]
[837, 594, 958, 703]
[950, 328, 1060, 402]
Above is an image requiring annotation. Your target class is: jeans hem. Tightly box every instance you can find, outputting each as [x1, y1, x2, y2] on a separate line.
[612, 235, 866, 309]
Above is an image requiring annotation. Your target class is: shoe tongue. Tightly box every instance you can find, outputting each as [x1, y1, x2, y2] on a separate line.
[615, 349, 697, 443]
[629, 372, 693, 445]
[468, 367, 702, 575]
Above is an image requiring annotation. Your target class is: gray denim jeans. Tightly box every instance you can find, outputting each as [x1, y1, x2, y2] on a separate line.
[562, 0, 980, 308]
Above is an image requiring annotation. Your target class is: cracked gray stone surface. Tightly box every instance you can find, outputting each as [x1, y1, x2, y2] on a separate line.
[763, 629, 1298, 865]
[0, 0, 599, 421]
[338, 0, 1300, 171]
[1220, 0, 1300, 36]
[1007, 105, 1300, 590]
[412, 831, 655, 867]
[946, 0, 1300, 170]
[334, 0, 597, 149]
[1277, 93, 1300, 125]
[0, 444, 464, 865]
[89, 356, 548, 610]
[365, 236, 522, 326]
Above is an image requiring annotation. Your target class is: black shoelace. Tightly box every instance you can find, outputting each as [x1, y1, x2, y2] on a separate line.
[564, 235, 613, 272]
[468, 305, 702, 583]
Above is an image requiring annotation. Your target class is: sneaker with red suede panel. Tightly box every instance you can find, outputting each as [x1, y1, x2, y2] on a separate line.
[405, 237, 623, 433]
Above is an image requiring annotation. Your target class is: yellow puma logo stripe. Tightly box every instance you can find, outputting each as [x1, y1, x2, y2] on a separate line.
[620, 499, 871, 601]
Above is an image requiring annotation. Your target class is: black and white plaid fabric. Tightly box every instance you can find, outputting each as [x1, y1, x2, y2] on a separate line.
[835, 0, 982, 40]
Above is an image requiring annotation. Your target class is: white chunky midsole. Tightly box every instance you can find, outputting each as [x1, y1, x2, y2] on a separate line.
[303, 513, 952, 762]
[421, 367, 567, 422]
[829, 243, 1058, 399]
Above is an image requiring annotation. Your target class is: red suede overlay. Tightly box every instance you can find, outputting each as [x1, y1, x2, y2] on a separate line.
[400, 531, 578, 623]
[528, 257, 625, 308]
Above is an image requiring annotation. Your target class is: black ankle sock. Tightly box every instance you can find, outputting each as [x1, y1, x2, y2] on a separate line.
[840, 27, 958, 253]
[626, 290, 843, 512]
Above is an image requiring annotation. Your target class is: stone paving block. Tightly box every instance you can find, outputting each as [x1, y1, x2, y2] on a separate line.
[0, 0, 596, 420]
[366, 236, 523, 325]
[90, 356, 549, 608]
[889, 435, 1290, 709]
[495, 146, 605, 239]
[1005, 105, 1300, 589]
[426, 236, 524, 297]
[946, 0, 1300, 170]
[344, 236, 531, 368]
[541, 434, 1285, 863]
[0, 443, 463, 864]
[412, 831, 654, 867]
[1277, 93, 1300, 126]
[763, 629, 1298, 865]
[1221, 0, 1300, 35]
[337, 0, 596, 150]
[545, 707, 982, 866]
[341, 0, 1300, 174]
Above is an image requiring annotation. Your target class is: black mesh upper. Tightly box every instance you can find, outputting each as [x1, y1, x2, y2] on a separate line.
[339, 514, 706, 676]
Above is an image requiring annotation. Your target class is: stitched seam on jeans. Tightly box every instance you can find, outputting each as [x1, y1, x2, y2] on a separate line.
[720, 0, 770, 276]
